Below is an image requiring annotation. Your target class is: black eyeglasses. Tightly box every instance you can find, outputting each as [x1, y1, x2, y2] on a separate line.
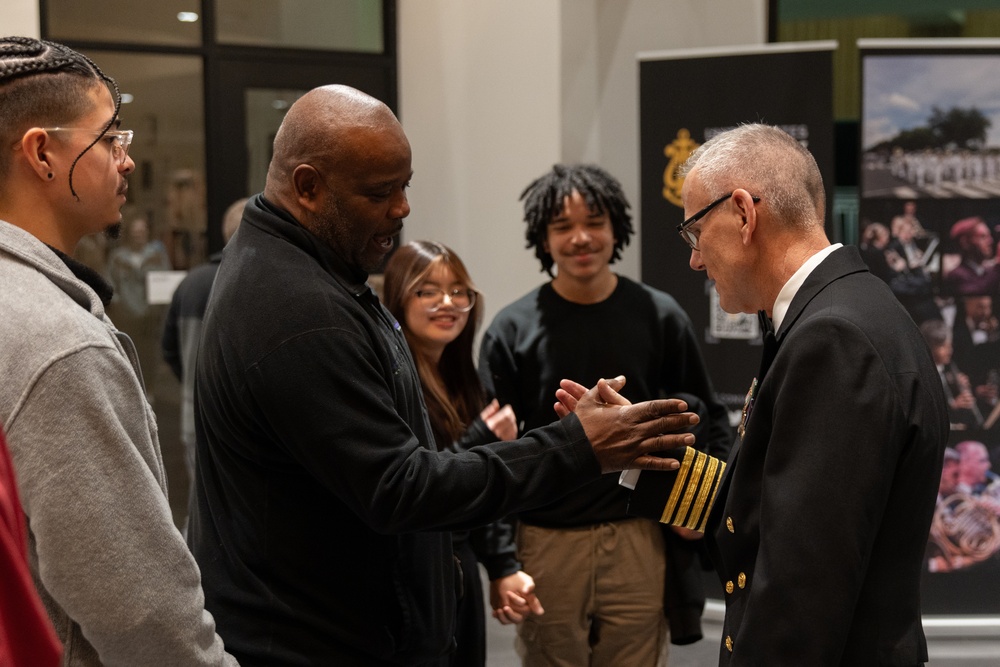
[677, 191, 760, 250]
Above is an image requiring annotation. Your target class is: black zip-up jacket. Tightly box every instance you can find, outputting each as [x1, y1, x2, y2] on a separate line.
[188, 195, 600, 666]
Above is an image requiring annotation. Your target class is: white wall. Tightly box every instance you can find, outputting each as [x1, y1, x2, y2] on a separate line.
[397, 1, 563, 327]
[1, 0, 40, 37]
[398, 0, 766, 330]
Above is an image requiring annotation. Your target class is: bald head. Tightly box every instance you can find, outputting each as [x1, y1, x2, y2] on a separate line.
[259, 84, 412, 274]
[682, 124, 825, 230]
[264, 85, 402, 205]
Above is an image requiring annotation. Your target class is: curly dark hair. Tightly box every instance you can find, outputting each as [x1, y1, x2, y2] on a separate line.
[0, 36, 122, 198]
[520, 163, 633, 276]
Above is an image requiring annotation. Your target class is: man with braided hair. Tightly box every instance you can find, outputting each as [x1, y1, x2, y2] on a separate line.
[0, 37, 236, 666]
[478, 164, 731, 666]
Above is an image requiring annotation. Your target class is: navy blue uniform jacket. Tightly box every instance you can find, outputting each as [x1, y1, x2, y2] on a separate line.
[629, 246, 948, 666]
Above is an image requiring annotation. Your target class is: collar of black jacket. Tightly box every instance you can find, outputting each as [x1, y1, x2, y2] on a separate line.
[246, 193, 371, 298]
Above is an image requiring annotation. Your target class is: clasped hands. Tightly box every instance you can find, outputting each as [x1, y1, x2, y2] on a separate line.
[556, 375, 698, 473]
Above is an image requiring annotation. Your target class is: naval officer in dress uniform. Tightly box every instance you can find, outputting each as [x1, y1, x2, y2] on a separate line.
[559, 124, 948, 666]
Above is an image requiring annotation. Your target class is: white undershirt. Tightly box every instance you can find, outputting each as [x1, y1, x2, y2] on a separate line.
[771, 243, 841, 332]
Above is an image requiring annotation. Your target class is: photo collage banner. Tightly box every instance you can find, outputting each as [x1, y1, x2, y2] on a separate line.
[859, 39, 1000, 614]
[641, 38, 1000, 615]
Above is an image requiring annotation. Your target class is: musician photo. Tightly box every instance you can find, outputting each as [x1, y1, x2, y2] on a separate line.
[927, 439, 1000, 573]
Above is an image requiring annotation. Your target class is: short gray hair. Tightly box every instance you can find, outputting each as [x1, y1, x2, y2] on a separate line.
[681, 124, 825, 229]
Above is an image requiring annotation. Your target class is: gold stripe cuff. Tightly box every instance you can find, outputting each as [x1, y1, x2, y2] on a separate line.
[686, 454, 719, 530]
[660, 447, 696, 524]
[674, 451, 707, 527]
[657, 449, 726, 531]
[698, 460, 725, 532]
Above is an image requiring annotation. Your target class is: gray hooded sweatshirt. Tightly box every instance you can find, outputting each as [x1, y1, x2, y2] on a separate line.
[0, 219, 236, 666]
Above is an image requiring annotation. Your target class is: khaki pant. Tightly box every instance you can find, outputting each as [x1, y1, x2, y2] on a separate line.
[515, 519, 668, 667]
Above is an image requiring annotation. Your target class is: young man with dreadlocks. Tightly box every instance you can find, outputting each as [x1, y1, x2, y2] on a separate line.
[479, 164, 732, 666]
[0, 37, 236, 666]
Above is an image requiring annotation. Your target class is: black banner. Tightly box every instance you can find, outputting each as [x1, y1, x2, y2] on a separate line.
[639, 43, 835, 425]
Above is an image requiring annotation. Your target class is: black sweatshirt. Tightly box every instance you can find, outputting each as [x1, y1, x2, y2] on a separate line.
[189, 195, 601, 666]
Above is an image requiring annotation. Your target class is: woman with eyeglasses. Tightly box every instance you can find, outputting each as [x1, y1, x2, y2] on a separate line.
[383, 240, 542, 666]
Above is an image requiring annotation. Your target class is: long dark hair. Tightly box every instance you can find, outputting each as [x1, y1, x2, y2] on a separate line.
[383, 240, 485, 447]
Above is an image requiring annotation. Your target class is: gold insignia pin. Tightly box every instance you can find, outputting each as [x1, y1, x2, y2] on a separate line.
[738, 377, 757, 439]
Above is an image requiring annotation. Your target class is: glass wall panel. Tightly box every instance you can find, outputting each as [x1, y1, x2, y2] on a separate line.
[216, 0, 383, 52]
[48, 0, 202, 47]
[245, 88, 306, 194]
[74, 50, 205, 527]
[78, 51, 208, 270]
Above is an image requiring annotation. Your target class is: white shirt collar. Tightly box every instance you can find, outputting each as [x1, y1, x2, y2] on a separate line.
[771, 243, 842, 332]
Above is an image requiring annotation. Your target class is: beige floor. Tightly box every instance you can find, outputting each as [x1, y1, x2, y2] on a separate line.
[484, 592, 1000, 667]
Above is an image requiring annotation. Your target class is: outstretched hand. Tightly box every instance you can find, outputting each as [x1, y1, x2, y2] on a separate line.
[558, 376, 698, 473]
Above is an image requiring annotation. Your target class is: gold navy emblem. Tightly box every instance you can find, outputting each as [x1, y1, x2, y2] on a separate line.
[662, 128, 700, 208]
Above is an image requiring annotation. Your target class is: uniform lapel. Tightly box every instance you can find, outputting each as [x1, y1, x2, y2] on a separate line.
[710, 247, 870, 529]
[773, 246, 869, 341]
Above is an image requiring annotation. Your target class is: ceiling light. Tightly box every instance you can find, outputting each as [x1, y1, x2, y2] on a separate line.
[177, 12, 199, 23]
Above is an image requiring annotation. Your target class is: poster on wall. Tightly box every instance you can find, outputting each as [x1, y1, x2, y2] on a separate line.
[859, 38, 1000, 615]
[639, 42, 835, 427]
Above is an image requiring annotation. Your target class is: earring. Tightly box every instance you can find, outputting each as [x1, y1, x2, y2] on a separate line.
[47, 173, 53, 179]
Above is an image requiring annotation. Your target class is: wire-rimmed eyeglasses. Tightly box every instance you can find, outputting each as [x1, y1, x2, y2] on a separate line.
[39, 127, 134, 166]
[677, 191, 760, 250]
[414, 287, 477, 313]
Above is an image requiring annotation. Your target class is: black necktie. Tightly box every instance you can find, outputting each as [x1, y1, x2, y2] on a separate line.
[757, 309, 774, 337]
[737, 312, 775, 440]
[756, 310, 778, 382]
